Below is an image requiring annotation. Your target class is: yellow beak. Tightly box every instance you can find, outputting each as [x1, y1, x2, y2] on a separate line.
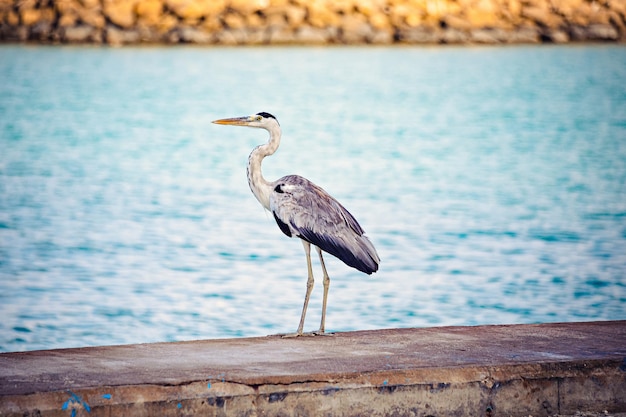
[212, 116, 250, 126]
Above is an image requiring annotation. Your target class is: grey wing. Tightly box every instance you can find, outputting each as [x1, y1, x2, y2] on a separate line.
[269, 175, 380, 275]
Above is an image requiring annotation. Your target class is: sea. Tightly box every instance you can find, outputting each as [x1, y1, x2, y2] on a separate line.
[1, 44, 625, 352]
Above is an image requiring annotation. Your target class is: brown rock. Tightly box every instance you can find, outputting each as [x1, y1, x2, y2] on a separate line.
[470, 27, 510, 42]
[156, 14, 178, 33]
[608, 10, 625, 38]
[583, 3, 612, 25]
[103, 0, 136, 28]
[550, 0, 582, 16]
[268, 26, 295, 43]
[55, 0, 79, 21]
[293, 25, 332, 43]
[31, 20, 54, 40]
[5, 9, 20, 26]
[15, 25, 29, 41]
[135, 0, 163, 27]
[78, 8, 106, 29]
[329, 0, 356, 15]
[368, 12, 391, 30]
[0, 0, 14, 13]
[82, 0, 101, 9]
[444, 14, 473, 30]
[388, 4, 410, 28]
[1, 0, 623, 46]
[465, 0, 501, 28]
[356, 0, 386, 17]
[229, 0, 268, 14]
[41, 7, 56, 22]
[340, 13, 371, 43]
[245, 28, 267, 44]
[405, 12, 423, 27]
[178, 26, 213, 43]
[58, 12, 78, 27]
[200, 15, 223, 32]
[63, 24, 98, 42]
[585, 23, 619, 40]
[166, 0, 226, 21]
[245, 12, 266, 29]
[522, 5, 563, 27]
[106, 25, 140, 45]
[16, 0, 37, 13]
[543, 28, 569, 42]
[509, 25, 540, 42]
[506, 0, 523, 19]
[215, 28, 248, 44]
[307, 3, 341, 28]
[609, 0, 626, 18]
[0, 24, 17, 41]
[223, 12, 246, 30]
[369, 28, 393, 44]
[566, 1, 595, 26]
[424, 0, 440, 19]
[20, 8, 41, 26]
[283, 5, 307, 26]
[396, 26, 440, 43]
[266, 13, 287, 28]
[441, 28, 468, 43]
[268, 0, 289, 6]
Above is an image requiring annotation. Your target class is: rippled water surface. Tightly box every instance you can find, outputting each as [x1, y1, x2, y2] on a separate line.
[1, 45, 625, 352]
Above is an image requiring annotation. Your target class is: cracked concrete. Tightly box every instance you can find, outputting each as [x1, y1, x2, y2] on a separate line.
[1, 321, 625, 416]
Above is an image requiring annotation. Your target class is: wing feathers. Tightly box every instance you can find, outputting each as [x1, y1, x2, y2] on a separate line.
[270, 175, 380, 274]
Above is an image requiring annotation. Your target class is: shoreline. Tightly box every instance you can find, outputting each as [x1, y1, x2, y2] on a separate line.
[1, 0, 625, 46]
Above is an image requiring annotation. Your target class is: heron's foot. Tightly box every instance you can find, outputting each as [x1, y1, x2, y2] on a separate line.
[280, 332, 303, 338]
[277, 330, 333, 338]
[313, 330, 335, 336]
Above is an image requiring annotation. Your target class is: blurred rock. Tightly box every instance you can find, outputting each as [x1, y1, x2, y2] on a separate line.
[442, 28, 470, 43]
[293, 25, 334, 44]
[543, 28, 570, 43]
[103, 0, 136, 28]
[178, 26, 213, 43]
[396, 26, 440, 43]
[370, 28, 393, 44]
[470, 28, 510, 43]
[508, 26, 541, 43]
[571, 23, 619, 41]
[340, 13, 372, 43]
[135, 0, 163, 27]
[0, 0, 624, 44]
[166, 0, 226, 21]
[522, 5, 564, 28]
[62, 24, 99, 42]
[106, 26, 141, 45]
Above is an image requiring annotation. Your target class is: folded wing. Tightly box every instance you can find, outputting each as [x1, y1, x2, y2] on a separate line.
[269, 175, 380, 274]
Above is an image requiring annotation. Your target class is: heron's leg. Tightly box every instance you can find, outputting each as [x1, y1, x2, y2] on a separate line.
[284, 240, 315, 338]
[316, 247, 330, 335]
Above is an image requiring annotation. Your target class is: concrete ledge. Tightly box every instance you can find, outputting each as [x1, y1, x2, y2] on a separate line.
[1, 321, 625, 416]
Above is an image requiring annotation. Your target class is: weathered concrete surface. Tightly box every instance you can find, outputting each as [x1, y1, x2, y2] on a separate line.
[1, 321, 625, 416]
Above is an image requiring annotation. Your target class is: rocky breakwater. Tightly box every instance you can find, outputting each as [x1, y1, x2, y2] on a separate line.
[1, 0, 625, 45]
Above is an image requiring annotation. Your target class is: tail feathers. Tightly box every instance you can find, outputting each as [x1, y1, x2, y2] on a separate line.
[298, 229, 380, 274]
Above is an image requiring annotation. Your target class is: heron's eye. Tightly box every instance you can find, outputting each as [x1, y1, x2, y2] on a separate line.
[256, 116, 262, 121]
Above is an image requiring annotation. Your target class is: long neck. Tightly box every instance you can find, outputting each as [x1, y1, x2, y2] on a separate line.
[247, 123, 281, 210]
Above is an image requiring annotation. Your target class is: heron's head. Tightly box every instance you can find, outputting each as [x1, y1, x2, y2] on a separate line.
[212, 112, 279, 129]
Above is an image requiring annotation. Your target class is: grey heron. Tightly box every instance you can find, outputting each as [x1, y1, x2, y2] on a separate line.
[212, 112, 380, 337]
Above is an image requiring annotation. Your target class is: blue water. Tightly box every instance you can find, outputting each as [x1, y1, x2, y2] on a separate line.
[1, 45, 625, 352]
